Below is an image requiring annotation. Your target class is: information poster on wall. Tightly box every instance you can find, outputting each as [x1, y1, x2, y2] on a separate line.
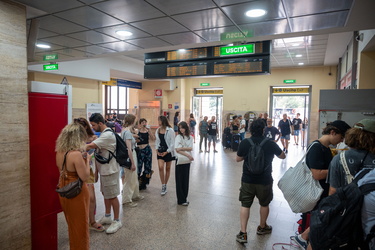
[86, 103, 103, 121]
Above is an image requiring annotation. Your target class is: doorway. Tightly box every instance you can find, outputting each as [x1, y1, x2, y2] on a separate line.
[192, 93, 223, 138]
[270, 86, 311, 148]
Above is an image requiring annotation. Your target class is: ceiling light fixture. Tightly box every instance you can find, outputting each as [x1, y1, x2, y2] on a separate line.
[245, 9, 267, 18]
[115, 30, 133, 37]
[36, 43, 51, 49]
[296, 54, 302, 57]
[298, 62, 304, 65]
[178, 49, 186, 52]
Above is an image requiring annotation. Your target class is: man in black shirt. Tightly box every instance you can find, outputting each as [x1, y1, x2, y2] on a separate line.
[235, 119, 285, 244]
[207, 116, 218, 153]
[292, 113, 302, 146]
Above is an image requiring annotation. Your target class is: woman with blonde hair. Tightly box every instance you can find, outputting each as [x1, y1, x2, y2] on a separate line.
[55, 123, 91, 250]
[74, 117, 104, 232]
[155, 115, 175, 196]
[121, 114, 144, 207]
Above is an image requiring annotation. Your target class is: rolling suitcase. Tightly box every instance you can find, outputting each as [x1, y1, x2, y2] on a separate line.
[231, 134, 240, 151]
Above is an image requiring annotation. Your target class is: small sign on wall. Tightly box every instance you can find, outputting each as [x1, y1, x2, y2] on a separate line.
[168, 104, 172, 109]
[174, 102, 179, 110]
[154, 89, 163, 98]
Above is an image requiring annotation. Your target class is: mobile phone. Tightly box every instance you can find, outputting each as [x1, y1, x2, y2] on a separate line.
[146, 125, 150, 129]
[88, 149, 95, 154]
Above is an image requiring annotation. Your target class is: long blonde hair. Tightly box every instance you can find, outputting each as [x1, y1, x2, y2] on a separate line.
[55, 123, 88, 152]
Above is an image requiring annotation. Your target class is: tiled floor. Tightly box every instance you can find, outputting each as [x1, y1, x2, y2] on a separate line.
[58, 138, 306, 250]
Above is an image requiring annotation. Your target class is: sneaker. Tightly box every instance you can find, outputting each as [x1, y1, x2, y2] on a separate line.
[106, 220, 122, 234]
[236, 231, 248, 243]
[214, 150, 218, 153]
[98, 216, 113, 225]
[206, 150, 209, 153]
[290, 235, 307, 250]
[256, 224, 272, 235]
[199, 150, 203, 153]
[283, 148, 286, 152]
[123, 202, 138, 207]
[181, 202, 189, 206]
[285, 150, 288, 154]
[161, 185, 167, 196]
[133, 195, 144, 201]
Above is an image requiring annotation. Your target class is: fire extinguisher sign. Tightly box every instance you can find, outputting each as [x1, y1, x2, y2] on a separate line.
[154, 89, 162, 98]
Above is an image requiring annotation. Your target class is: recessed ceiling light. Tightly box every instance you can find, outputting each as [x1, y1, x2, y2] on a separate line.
[296, 54, 302, 57]
[36, 43, 51, 49]
[298, 62, 304, 65]
[115, 30, 133, 37]
[178, 49, 186, 52]
[245, 9, 267, 17]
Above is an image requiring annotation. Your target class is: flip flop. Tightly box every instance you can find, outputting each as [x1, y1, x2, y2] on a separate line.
[89, 222, 105, 232]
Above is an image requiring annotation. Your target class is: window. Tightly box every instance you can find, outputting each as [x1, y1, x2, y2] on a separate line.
[105, 85, 129, 119]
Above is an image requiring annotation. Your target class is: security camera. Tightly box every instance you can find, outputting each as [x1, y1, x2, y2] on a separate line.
[355, 33, 363, 42]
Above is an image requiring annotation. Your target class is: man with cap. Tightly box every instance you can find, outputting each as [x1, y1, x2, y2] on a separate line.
[291, 119, 351, 249]
[327, 118, 375, 194]
[238, 115, 246, 140]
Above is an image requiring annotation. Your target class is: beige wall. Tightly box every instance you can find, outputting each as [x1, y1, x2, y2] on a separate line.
[0, 1, 31, 248]
[141, 66, 337, 141]
[358, 51, 375, 89]
[28, 72, 102, 118]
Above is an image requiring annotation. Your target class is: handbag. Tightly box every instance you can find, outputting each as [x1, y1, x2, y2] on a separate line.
[277, 142, 323, 213]
[56, 151, 83, 199]
[176, 135, 192, 165]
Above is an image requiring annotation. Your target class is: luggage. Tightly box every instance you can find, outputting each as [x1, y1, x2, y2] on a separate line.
[222, 127, 232, 149]
[231, 134, 240, 151]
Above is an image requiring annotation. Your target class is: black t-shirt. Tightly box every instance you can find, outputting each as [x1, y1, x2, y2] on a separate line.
[292, 118, 302, 130]
[237, 136, 283, 185]
[278, 119, 292, 135]
[305, 140, 333, 200]
[208, 121, 217, 135]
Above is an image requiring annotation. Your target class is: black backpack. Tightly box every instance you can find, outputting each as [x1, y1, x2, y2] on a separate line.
[246, 137, 269, 175]
[309, 169, 375, 250]
[105, 130, 131, 168]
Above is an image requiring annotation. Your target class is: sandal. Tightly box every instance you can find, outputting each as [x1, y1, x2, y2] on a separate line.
[89, 222, 105, 232]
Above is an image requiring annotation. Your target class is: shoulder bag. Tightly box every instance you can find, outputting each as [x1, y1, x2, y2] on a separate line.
[56, 151, 83, 199]
[277, 142, 323, 213]
[176, 136, 192, 165]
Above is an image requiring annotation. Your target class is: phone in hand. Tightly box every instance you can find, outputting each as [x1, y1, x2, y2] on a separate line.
[88, 149, 95, 154]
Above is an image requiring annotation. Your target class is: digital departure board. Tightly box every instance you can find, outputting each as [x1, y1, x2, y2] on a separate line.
[144, 41, 271, 78]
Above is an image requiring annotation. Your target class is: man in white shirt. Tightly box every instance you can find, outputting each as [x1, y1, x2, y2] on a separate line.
[239, 115, 246, 140]
[86, 113, 122, 234]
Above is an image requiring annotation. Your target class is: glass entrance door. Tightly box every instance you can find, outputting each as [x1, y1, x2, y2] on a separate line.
[192, 96, 223, 138]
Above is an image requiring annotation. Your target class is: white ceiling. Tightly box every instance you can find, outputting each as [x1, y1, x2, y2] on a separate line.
[16, 0, 375, 79]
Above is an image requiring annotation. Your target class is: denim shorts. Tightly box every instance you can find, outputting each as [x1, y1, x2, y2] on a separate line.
[294, 130, 300, 136]
[281, 134, 290, 140]
[208, 134, 217, 143]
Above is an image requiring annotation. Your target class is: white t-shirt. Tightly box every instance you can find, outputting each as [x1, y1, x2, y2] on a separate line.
[93, 128, 119, 175]
[175, 134, 193, 165]
[239, 119, 246, 133]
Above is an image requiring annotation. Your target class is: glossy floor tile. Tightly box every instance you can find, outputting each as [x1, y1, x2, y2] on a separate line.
[58, 139, 306, 250]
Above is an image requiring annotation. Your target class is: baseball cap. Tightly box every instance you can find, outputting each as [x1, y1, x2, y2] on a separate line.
[238, 114, 242, 118]
[354, 119, 375, 133]
[330, 120, 351, 135]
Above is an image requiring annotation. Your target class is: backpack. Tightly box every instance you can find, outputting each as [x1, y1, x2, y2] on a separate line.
[246, 137, 269, 175]
[104, 130, 131, 168]
[309, 168, 375, 250]
[190, 119, 196, 127]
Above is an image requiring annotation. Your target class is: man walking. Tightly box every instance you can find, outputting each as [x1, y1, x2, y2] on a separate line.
[292, 113, 302, 145]
[199, 116, 209, 153]
[86, 113, 122, 234]
[264, 118, 280, 142]
[207, 116, 218, 153]
[235, 119, 285, 244]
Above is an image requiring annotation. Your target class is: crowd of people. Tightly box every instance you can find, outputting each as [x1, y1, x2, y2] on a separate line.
[55, 111, 375, 250]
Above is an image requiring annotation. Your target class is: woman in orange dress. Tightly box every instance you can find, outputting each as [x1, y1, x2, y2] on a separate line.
[56, 123, 91, 250]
